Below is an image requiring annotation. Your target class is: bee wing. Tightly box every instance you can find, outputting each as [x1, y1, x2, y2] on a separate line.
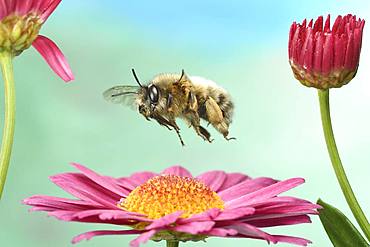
[103, 85, 140, 109]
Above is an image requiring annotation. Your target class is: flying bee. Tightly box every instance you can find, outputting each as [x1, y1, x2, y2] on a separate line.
[103, 69, 235, 146]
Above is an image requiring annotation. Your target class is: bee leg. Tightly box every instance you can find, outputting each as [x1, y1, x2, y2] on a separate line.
[205, 97, 235, 141]
[187, 111, 213, 143]
[168, 118, 185, 146]
[152, 115, 173, 130]
[213, 121, 236, 141]
[199, 125, 213, 142]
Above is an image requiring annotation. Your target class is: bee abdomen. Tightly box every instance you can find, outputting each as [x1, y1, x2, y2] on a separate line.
[215, 91, 234, 125]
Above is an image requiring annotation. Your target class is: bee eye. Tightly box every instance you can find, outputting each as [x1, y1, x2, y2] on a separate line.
[148, 85, 159, 104]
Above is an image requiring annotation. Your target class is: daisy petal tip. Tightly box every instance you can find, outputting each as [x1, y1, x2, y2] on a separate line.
[70, 162, 86, 171]
[71, 234, 87, 244]
[290, 177, 305, 185]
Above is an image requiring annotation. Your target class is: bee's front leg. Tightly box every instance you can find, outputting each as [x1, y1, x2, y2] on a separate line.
[151, 114, 173, 131]
[167, 117, 185, 146]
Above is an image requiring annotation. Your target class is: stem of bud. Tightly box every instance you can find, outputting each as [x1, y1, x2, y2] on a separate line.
[318, 89, 370, 241]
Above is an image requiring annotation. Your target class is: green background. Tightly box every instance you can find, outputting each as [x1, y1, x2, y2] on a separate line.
[1, 0, 369, 246]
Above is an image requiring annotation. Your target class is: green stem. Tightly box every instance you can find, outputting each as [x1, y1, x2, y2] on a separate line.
[0, 51, 15, 199]
[318, 89, 370, 241]
[166, 240, 179, 247]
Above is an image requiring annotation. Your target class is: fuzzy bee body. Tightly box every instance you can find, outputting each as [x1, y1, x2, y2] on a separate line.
[103, 70, 235, 146]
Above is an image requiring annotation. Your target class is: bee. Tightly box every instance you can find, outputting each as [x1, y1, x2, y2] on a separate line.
[103, 69, 235, 146]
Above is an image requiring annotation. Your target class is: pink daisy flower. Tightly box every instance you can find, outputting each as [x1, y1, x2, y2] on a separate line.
[23, 164, 319, 247]
[0, 0, 73, 81]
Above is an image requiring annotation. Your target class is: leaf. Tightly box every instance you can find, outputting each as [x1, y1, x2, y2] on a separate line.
[317, 199, 369, 247]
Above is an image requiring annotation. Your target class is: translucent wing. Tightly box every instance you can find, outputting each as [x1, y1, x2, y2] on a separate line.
[103, 85, 140, 109]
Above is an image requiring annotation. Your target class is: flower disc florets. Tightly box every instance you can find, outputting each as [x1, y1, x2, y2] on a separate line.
[119, 175, 225, 219]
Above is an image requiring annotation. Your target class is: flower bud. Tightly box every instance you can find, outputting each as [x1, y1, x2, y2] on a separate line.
[289, 14, 365, 89]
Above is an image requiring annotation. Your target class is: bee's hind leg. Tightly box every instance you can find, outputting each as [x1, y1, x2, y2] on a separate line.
[213, 121, 236, 141]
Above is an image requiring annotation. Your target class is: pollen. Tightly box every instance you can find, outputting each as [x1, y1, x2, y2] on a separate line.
[118, 175, 224, 219]
[0, 13, 42, 55]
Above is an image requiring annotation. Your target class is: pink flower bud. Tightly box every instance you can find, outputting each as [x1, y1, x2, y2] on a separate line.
[289, 14, 365, 89]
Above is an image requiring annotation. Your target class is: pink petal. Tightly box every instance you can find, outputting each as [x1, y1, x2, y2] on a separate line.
[39, 0, 62, 21]
[313, 15, 323, 32]
[272, 235, 311, 246]
[218, 177, 278, 202]
[298, 27, 312, 67]
[333, 15, 343, 34]
[313, 32, 324, 73]
[117, 171, 157, 190]
[344, 32, 355, 70]
[49, 173, 119, 208]
[205, 227, 238, 237]
[47, 209, 149, 225]
[217, 173, 250, 192]
[227, 223, 275, 243]
[172, 221, 215, 235]
[130, 230, 157, 247]
[196, 171, 227, 191]
[334, 34, 346, 70]
[288, 22, 297, 59]
[291, 26, 302, 63]
[214, 207, 255, 221]
[226, 178, 305, 209]
[307, 19, 313, 28]
[302, 28, 314, 72]
[22, 195, 99, 211]
[324, 14, 331, 32]
[116, 178, 137, 190]
[72, 229, 143, 244]
[254, 202, 321, 215]
[178, 208, 221, 224]
[32, 35, 74, 82]
[146, 211, 183, 230]
[245, 215, 312, 227]
[71, 163, 129, 197]
[9, 0, 62, 21]
[322, 33, 334, 74]
[161, 165, 192, 177]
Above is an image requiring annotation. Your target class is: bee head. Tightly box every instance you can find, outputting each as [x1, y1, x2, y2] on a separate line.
[132, 69, 161, 118]
[138, 84, 160, 117]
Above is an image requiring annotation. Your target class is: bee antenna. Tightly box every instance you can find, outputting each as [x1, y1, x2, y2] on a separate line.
[178, 69, 185, 82]
[131, 68, 143, 87]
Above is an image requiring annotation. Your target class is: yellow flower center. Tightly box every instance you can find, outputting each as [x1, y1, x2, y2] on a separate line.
[0, 13, 42, 55]
[118, 175, 224, 219]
